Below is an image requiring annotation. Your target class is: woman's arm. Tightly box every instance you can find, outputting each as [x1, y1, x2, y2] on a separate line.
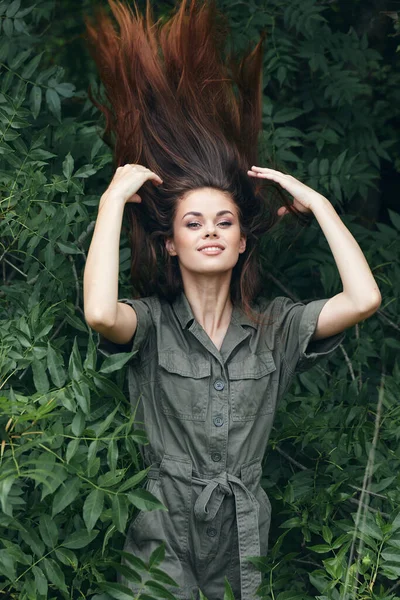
[248, 166, 382, 340]
[83, 164, 162, 343]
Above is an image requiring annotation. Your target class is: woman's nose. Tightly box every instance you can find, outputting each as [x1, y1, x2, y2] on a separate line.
[204, 224, 218, 237]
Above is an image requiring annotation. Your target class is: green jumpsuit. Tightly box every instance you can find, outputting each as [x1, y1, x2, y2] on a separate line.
[99, 291, 345, 600]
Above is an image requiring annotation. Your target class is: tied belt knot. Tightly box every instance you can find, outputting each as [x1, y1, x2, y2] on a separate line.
[147, 458, 263, 600]
[192, 469, 262, 599]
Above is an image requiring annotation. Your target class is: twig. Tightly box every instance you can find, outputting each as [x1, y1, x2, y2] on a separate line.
[68, 255, 80, 309]
[376, 309, 400, 333]
[341, 369, 386, 599]
[275, 446, 307, 471]
[77, 220, 95, 247]
[3, 256, 27, 278]
[293, 558, 321, 569]
[265, 271, 300, 302]
[339, 344, 356, 383]
[388, 580, 400, 594]
[348, 484, 387, 500]
[355, 323, 362, 391]
[347, 497, 389, 518]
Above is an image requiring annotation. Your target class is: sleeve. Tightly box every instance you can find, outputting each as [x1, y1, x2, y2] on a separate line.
[275, 296, 346, 375]
[97, 297, 153, 358]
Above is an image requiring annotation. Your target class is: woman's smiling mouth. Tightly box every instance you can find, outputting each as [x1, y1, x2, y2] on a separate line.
[198, 245, 225, 255]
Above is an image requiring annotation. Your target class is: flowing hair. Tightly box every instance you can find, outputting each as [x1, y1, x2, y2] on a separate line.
[84, 0, 303, 323]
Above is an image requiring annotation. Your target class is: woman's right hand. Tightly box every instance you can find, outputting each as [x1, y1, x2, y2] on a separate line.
[100, 163, 163, 210]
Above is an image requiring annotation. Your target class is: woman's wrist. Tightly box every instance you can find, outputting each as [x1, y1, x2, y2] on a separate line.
[99, 189, 127, 213]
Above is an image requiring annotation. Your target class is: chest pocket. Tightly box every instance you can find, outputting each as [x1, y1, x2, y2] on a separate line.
[227, 351, 276, 420]
[157, 350, 211, 421]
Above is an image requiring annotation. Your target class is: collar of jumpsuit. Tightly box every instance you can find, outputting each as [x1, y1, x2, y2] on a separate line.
[173, 286, 257, 331]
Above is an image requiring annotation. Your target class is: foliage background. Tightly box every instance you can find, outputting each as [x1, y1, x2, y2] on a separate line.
[0, 0, 400, 598]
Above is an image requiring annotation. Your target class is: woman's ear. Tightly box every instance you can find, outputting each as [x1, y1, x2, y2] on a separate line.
[239, 234, 246, 254]
[165, 238, 177, 256]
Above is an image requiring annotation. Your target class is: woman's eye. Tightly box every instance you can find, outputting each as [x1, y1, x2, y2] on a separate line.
[186, 221, 232, 228]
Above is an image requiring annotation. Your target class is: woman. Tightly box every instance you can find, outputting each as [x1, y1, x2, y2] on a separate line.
[83, 1, 382, 598]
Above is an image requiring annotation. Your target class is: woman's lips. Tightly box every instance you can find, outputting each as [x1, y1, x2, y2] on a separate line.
[198, 247, 224, 255]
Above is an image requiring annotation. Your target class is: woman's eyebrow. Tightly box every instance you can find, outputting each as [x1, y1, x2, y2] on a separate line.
[181, 210, 234, 220]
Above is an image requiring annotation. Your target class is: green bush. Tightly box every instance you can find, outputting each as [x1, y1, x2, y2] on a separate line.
[1, 0, 399, 598]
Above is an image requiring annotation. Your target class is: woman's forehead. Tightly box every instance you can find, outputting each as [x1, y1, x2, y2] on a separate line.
[176, 188, 237, 216]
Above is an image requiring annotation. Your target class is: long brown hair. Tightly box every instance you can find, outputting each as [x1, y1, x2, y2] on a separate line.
[85, 0, 304, 323]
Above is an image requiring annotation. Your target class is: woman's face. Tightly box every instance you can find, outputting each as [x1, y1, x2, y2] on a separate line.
[165, 187, 246, 276]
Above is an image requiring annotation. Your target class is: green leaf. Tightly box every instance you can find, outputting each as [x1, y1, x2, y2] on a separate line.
[109, 561, 142, 583]
[108, 439, 119, 472]
[47, 341, 66, 387]
[45, 88, 61, 121]
[83, 488, 104, 532]
[112, 494, 129, 533]
[39, 514, 58, 548]
[6, 0, 21, 18]
[273, 108, 304, 123]
[319, 158, 329, 176]
[223, 577, 235, 600]
[31, 358, 49, 393]
[149, 542, 165, 569]
[354, 516, 383, 541]
[331, 149, 348, 175]
[69, 337, 83, 380]
[128, 488, 168, 512]
[66, 438, 80, 463]
[0, 476, 15, 516]
[381, 549, 400, 563]
[391, 513, 400, 532]
[99, 351, 137, 374]
[42, 557, 68, 593]
[72, 379, 90, 415]
[94, 404, 119, 437]
[71, 410, 85, 436]
[74, 163, 97, 178]
[308, 544, 331, 553]
[84, 332, 97, 371]
[54, 547, 78, 569]
[145, 579, 176, 599]
[388, 209, 400, 232]
[54, 82, 75, 98]
[32, 566, 48, 597]
[57, 240, 82, 254]
[131, 429, 149, 445]
[322, 525, 333, 544]
[62, 528, 99, 549]
[118, 468, 150, 493]
[21, 53, 43, 78]
[3, 17, 14, 36]
[98, 469, 126, 488]
[148, 567, 179, 587]
[118, 550, 148, 572]
[279, 517, 302, 529]
[29, 85, 42, 119]
[62, 152, 74, 179]
[9, 48, 32, 70]
[52, 476, 81, 517]
[19, 526, 45, 558]
[97, 582, 136, 600]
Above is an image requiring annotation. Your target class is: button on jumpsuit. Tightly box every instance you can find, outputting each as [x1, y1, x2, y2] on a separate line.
[99, 291, 345, 600]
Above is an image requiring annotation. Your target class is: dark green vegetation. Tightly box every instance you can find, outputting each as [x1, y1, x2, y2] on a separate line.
[1, 0, 400, 598]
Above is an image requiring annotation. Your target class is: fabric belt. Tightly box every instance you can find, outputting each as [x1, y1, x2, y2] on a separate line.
[148, 466, 262, 600]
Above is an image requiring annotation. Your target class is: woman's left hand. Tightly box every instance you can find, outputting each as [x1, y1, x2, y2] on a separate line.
[247, 166, 327, 217]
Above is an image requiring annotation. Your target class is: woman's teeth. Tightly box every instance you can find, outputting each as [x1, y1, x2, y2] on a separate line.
[199, 247, 223, 253]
